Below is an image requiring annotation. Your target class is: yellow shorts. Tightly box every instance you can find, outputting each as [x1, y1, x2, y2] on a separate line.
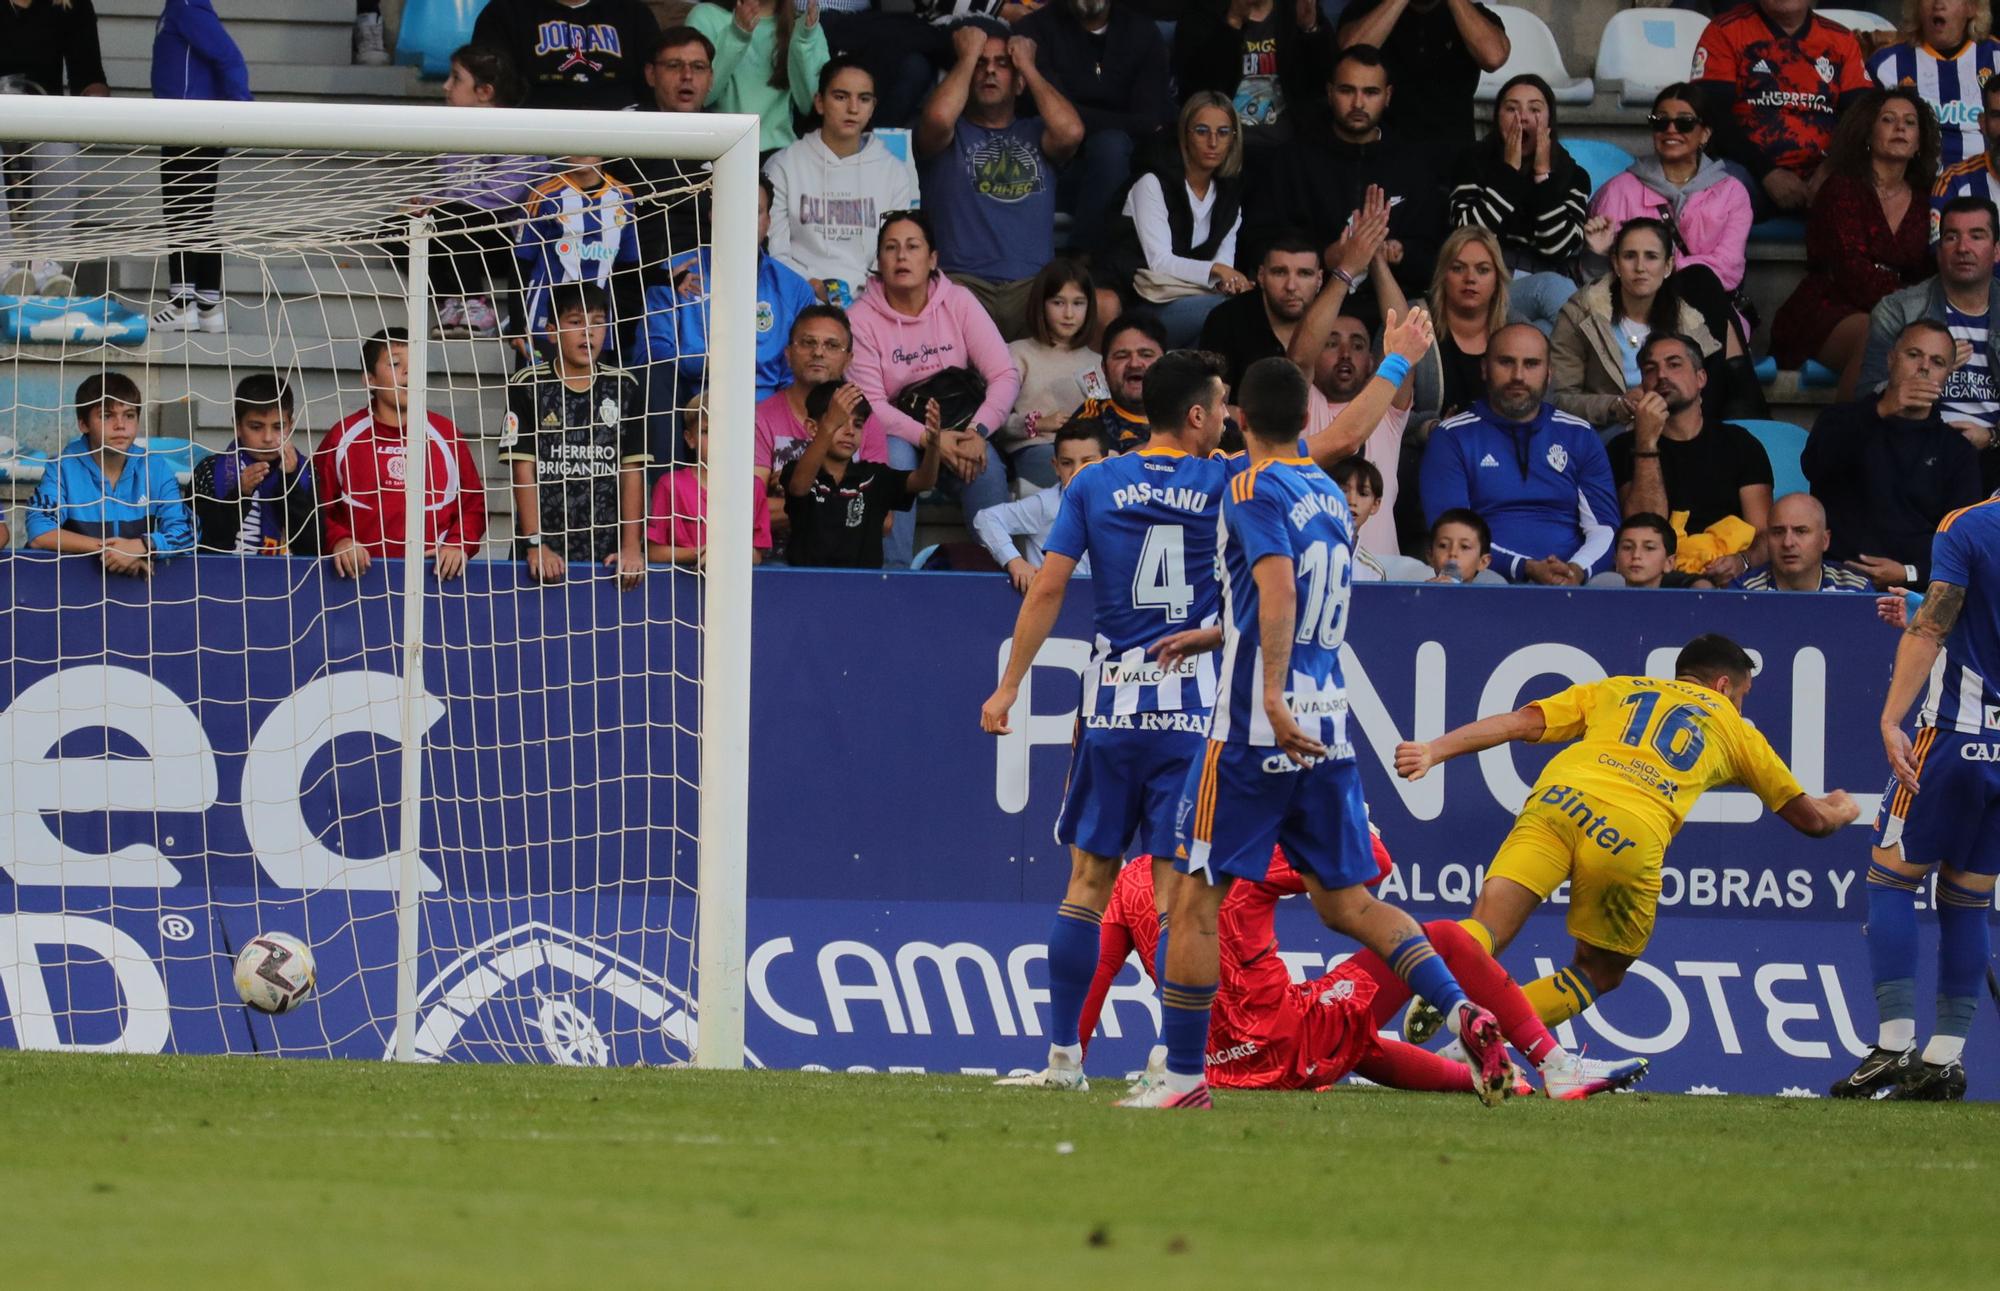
[1485, 799, 1666, 959]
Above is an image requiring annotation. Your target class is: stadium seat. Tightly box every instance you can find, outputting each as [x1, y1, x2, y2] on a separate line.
[1569, 139, 1635, 197]
[1818, 8, 1896, 33]
[1736, 419, 1811, 498]
[1748, 217, 1807, 243]
[135, 436, 214, 486]
[1596, 9, 1713, 107]
[1476, 8, 1595, 105]
[395, 0, 484, 79]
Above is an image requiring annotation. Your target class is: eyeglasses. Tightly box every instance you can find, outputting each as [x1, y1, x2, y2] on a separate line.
[793, 338, 849, 353]
[653, 57, 710, 73]
[1648, 113, 1702, 134]
[1190, 124, 1236, 140]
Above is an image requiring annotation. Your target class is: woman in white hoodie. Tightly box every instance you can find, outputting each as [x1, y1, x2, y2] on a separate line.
[764, 55, 920, 305]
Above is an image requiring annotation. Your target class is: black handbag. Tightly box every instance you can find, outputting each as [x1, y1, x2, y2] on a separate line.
[890, 364, 988, 433]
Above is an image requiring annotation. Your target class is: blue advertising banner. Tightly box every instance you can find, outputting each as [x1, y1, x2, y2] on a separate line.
[2, 557, 1991, 1097]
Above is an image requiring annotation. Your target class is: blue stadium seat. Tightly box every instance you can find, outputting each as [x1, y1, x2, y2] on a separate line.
[1736, 419, 1811, 498]
[1569, 139, 1635, 197]
[135, 436, 214, 486]
[395, 0, 484, 79]
[1748, 218, 1807, 243]
[1596, 9, 1713, 107]
[1476, 7, 1595, 105]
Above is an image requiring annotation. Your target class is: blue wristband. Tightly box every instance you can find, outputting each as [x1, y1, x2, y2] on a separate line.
[1376, 354, 1411, 388]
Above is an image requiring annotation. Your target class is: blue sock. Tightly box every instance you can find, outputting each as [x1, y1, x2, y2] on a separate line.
[1387, 933, 1468, 1019]
[1935, 877, 1990, 1043]
[1865, 863, 1921, 1044]
[1160, 978, 1216, 1079]
[1155, 910, 1170, 986]
[1045, 902, 1102, 1049]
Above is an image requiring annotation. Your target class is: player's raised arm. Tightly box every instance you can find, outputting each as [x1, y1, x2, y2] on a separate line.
[980, 551, 1081, 735]
[1394, 704, 1549, 781]
[1880, 578, 1967, 789]
[1252, 554, 1326, 766]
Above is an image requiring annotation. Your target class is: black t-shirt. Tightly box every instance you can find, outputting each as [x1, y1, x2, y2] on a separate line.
[1605, 420, 1775, 535]
[610, 105, 713, 287]
[470, 0, 659, 111]
[1336, 0, 1502, 148]
[1197, 291, 1284, 393]
[500, 362, 649, 561]
[1438, 330, 1485, 419]
[780, 459, 919, 568]
[0, 0, 106, 95]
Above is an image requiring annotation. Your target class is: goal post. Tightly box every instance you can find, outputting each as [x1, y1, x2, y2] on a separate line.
[0, 96, 758, 1070]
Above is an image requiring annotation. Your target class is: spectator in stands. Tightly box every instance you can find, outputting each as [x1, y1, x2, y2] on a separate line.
[353, 1, 387, 66]
[1587, 85, 1755, 355]
[1423, 506, 1507, 583]
[1421, 322, 1619, 584]
[1243, 45, 1445, 326]
[1937, 75, 2000, 222]
[689, 0, 829, 150]
[1171, 0, 1337, 151]
[517, 155, 641, 346]
[1693, 0, 1872, 218]
[1420, 224, 1509, 420]
[0, 0, 107, 297]
[1448, 73, 1589, 334]
[918, 25, 1085, 339]
[316, 328, 488, 582]
[473, 0, 660, 111]
[1200, 231, 1325, 392]
[1003, 260, 1103, 488]
[1772, 88, 1939, 394]
[764, 57, 918, 305]
[1858, 195, 2000, 460]
[814, 3, 951, 131]
[783, 382, 942, 567]
[424, 46, 541, 342]
[1551, 218, 1736, 432]
[1018, 0, 1174, 255]
[149, 0, 251, 336]
[191, 375, 318, 556]
[849, 210, 1022, 565]
[25, 373, 192, 577]
[1803, 317, 1982, 586]
[1581, 513, 1698, 589]
[1731, 491, 1874, 590]
[1063, 312, 1165, 450]
[974, 419, 1111, 592]
[1333, 0, 1508, 157]
[1869, 0, 1999, 174]
[648, 394, 773, 567]
[1101, 92, 1252, 347]
[756, 305, 885, 554]
[1606, 334, 1775, 584]
[1333, 457, 1429, 580]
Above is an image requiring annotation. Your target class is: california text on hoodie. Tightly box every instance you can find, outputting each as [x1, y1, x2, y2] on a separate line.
[763, 130, 919, 289]
[847, 272, 1023, 446]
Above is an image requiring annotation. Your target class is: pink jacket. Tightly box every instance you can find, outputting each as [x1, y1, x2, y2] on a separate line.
[848, 273, 1022, 446]
[1587, 157, 1753, 291]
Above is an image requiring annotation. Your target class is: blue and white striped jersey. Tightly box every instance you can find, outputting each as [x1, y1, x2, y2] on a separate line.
[517, 170, 639, 335]
[1870, 39, 2000, 170]
[1919, 496, 2000, 733]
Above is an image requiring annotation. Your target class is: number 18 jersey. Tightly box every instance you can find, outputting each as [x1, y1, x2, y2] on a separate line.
[1043, 446, 1229, 727]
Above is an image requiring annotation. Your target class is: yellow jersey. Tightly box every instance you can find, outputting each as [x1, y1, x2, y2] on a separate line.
[1526, 675, 1805, 842]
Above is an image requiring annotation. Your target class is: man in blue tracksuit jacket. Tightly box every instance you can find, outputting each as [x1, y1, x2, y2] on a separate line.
[1420, 324, 1620, 584]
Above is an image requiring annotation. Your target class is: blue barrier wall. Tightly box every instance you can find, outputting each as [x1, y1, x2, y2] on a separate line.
[1, 557, 1989, 1096]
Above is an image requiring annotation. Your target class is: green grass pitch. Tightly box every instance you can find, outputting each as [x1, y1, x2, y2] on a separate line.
[3, 1050, 1996, 1289]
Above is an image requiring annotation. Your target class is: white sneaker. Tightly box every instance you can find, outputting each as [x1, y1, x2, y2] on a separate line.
[993, 1050, 1089, 1090]
[194, 299, 226, 333]
[31, 260, 72, 296]
[0, 262, 33, 296]
[1113, 1078, 1212, 1109]
[151, 296, 199, 332]
[1542, 1052, 1649, 1100]
[353, 13, 390, 66]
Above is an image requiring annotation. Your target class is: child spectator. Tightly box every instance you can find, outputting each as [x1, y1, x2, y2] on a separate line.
[1587, 513, 1708, 589]
[972, 418, 1108, 593]
[26, 372, 193, 577]
[755, 306, 887, 548]
[782, 382, 941, 567]
[1423, 506, 1506, 584]
[500, 283, 648, 587]
[427, 45, 545, 340]
[1002, 260, 1103, 490]
[315, 327, 488, 581]
[648, 395, 773, 567]
[191, 374, 318, 555]
[517, 155, 641, 345]
[689, 0, 830, 151]
[1331, 456, 1427, 581]
[150, 0, 251, 335]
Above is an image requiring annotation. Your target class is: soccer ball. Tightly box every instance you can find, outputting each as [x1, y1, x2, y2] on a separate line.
[233, 932, 317, 1014]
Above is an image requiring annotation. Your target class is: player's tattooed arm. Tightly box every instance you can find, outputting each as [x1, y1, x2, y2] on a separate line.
[1881, 580, 1962, 790]
[1905, 580, 1964, 643]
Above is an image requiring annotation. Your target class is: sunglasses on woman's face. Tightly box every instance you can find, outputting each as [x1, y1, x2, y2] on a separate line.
[1649, 113, 1702, 134]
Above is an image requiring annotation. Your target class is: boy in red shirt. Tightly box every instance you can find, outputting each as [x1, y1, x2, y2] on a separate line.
[316, 326, 488, 580]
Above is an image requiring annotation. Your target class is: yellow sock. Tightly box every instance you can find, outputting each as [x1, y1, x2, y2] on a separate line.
[1457, 918, 1495, 955]
[1521, 966, 1599, 1026]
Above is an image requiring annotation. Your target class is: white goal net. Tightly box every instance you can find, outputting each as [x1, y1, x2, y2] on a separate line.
[0, 98, 758, 1068]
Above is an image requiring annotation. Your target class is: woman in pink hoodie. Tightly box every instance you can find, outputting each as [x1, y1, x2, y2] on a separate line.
[850, 210, 1022, 567]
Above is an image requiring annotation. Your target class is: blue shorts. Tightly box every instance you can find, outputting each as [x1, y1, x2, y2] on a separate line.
[1176, 741, 1375, 890]
[1871, 728, 2000, 875]
[1055, 723, 1205, 860]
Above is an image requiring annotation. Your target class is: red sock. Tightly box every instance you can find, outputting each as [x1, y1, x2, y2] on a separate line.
[1425, 919, 1559, 1065]
[1354, 1038, 1473, 1093]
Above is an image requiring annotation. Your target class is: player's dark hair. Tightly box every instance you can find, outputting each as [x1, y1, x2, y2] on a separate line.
[233, 373, 295, 424]
[1637, 332, 1703, 370]
[1261, 229, 1322, 264]
[550, 280, 611, 324]
[1941, 193, 2000, 237]
[361, 327, 409, 378]
[1619, 511, 1677, 555]
[1104, 310, 1169, 356]
[1053, 417, 1114, 456]
[650, 25, 717, 64]
[817, 53, 873, 98]
[1239, 356, 1310, 445]
[789, 303, 852, 345]
[1330, 455, 1382, 496]
[804, 380, 871, 425]
[1331, 42, 1388, 84]
[449, 43, 524, 107]
[1141, 349, 1226, 430]
[1675, 633, 1756, 685]
[1431, 507, 1491, 555]
[75, 371, 142, 417]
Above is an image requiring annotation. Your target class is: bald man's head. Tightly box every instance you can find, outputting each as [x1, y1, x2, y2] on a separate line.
[1484, 323, 1551, 421]
[1768, 492, 1832, 579]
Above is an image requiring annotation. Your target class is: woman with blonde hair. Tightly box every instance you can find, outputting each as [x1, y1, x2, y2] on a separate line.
[1419, 225, 1510, 421]
[1868, 0, 1999, 172]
